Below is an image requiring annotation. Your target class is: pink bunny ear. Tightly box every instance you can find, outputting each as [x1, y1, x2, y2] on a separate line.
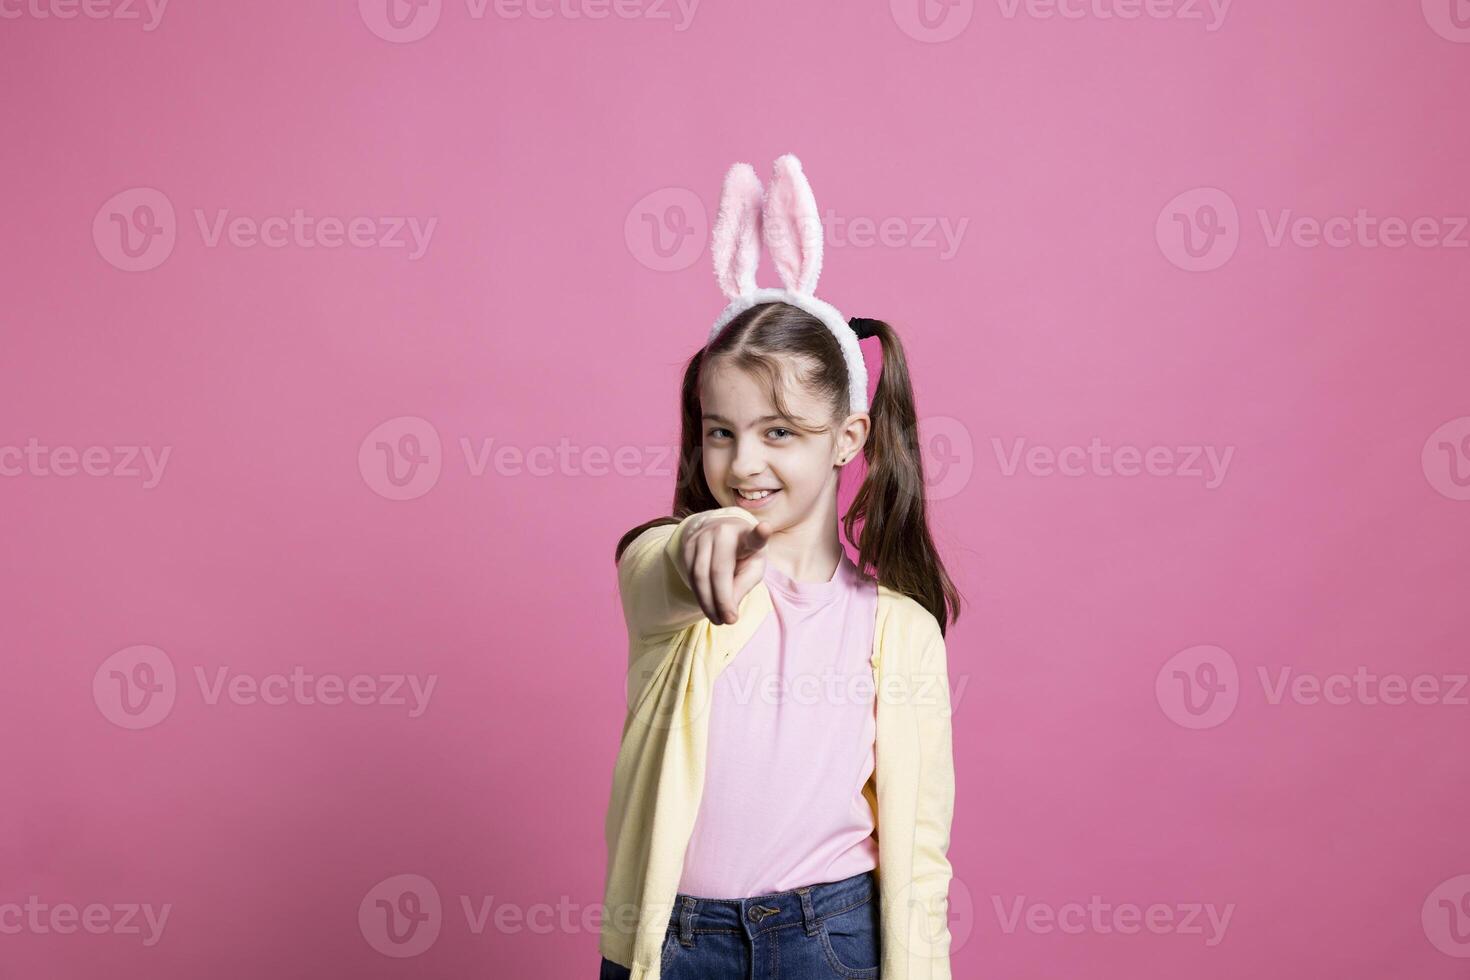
[711, 162, 763, 300]
[762, 154, 824, 295]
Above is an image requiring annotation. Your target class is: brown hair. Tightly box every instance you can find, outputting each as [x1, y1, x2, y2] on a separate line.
[614, 302, 962, 635]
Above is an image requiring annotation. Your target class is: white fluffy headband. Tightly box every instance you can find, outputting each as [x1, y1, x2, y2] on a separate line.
[707, 154, 871, 415]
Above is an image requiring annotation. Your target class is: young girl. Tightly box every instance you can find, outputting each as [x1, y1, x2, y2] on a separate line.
[599, 155, 960, 980]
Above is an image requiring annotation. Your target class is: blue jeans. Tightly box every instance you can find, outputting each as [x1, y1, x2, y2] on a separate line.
[599, 869, 880, 979]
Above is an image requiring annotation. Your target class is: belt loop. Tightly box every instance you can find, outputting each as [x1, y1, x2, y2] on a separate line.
[796, 886, 819, 937]
[678, 896, 696, 946]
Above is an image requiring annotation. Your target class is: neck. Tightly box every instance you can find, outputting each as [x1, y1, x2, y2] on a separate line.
[763, 489, 845, 584]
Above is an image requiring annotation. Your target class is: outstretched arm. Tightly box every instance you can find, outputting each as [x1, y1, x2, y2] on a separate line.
[616, 506, 770, 640]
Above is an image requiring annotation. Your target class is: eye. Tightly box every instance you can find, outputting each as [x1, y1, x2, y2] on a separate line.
[706, 427, 731, 440]
[768, 427, 793, 440]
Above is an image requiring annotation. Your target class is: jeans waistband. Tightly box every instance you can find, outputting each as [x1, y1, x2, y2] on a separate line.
[665, 870, 876, 940]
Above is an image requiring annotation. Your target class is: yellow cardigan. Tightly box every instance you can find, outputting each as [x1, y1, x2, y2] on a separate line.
[600, 505, 955, 979]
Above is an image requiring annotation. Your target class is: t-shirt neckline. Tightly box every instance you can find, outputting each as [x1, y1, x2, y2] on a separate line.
[763, 551, 853, 602]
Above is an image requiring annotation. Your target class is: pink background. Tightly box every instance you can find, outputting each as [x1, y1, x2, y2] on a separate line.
[3, 1, 1468, 977]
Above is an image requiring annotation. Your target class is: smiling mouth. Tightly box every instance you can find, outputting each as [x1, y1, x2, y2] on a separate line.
[734, 488, 779, 500]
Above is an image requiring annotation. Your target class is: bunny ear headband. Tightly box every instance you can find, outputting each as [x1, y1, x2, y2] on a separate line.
[708, 153, 873, 415]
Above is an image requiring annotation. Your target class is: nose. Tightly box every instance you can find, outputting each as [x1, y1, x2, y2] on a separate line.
[730, 434, 767, 480]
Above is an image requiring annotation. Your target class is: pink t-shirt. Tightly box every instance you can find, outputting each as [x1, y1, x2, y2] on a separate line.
[677, 550, 880, 899]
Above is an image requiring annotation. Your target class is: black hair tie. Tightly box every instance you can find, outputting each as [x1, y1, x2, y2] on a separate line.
[848, 317, 881, 340]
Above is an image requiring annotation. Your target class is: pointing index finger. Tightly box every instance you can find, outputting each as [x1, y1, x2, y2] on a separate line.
[736, 521, 772, 559]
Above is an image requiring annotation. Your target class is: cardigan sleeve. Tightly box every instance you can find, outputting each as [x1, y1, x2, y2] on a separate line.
[910, 622, 957, 978]
[616, 506, 760, 642]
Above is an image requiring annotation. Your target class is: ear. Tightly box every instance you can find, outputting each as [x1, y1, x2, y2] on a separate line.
[711, 162, 764, 300]
[762, 153, 824, 295]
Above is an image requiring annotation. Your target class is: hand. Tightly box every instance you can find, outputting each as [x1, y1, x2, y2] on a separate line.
[678, 514, 773, 625]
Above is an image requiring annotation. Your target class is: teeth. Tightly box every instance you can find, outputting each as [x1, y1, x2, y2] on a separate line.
[737, 489, 775, 500]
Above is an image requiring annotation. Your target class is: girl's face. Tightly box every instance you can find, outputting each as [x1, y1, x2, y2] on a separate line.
[698, 358, 865, 528]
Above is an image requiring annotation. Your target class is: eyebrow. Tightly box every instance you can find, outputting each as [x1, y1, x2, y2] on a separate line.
[701, 414, 788, 425]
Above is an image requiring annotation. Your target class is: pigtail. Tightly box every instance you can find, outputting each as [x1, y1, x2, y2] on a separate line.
[843, 319, 963, 635]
